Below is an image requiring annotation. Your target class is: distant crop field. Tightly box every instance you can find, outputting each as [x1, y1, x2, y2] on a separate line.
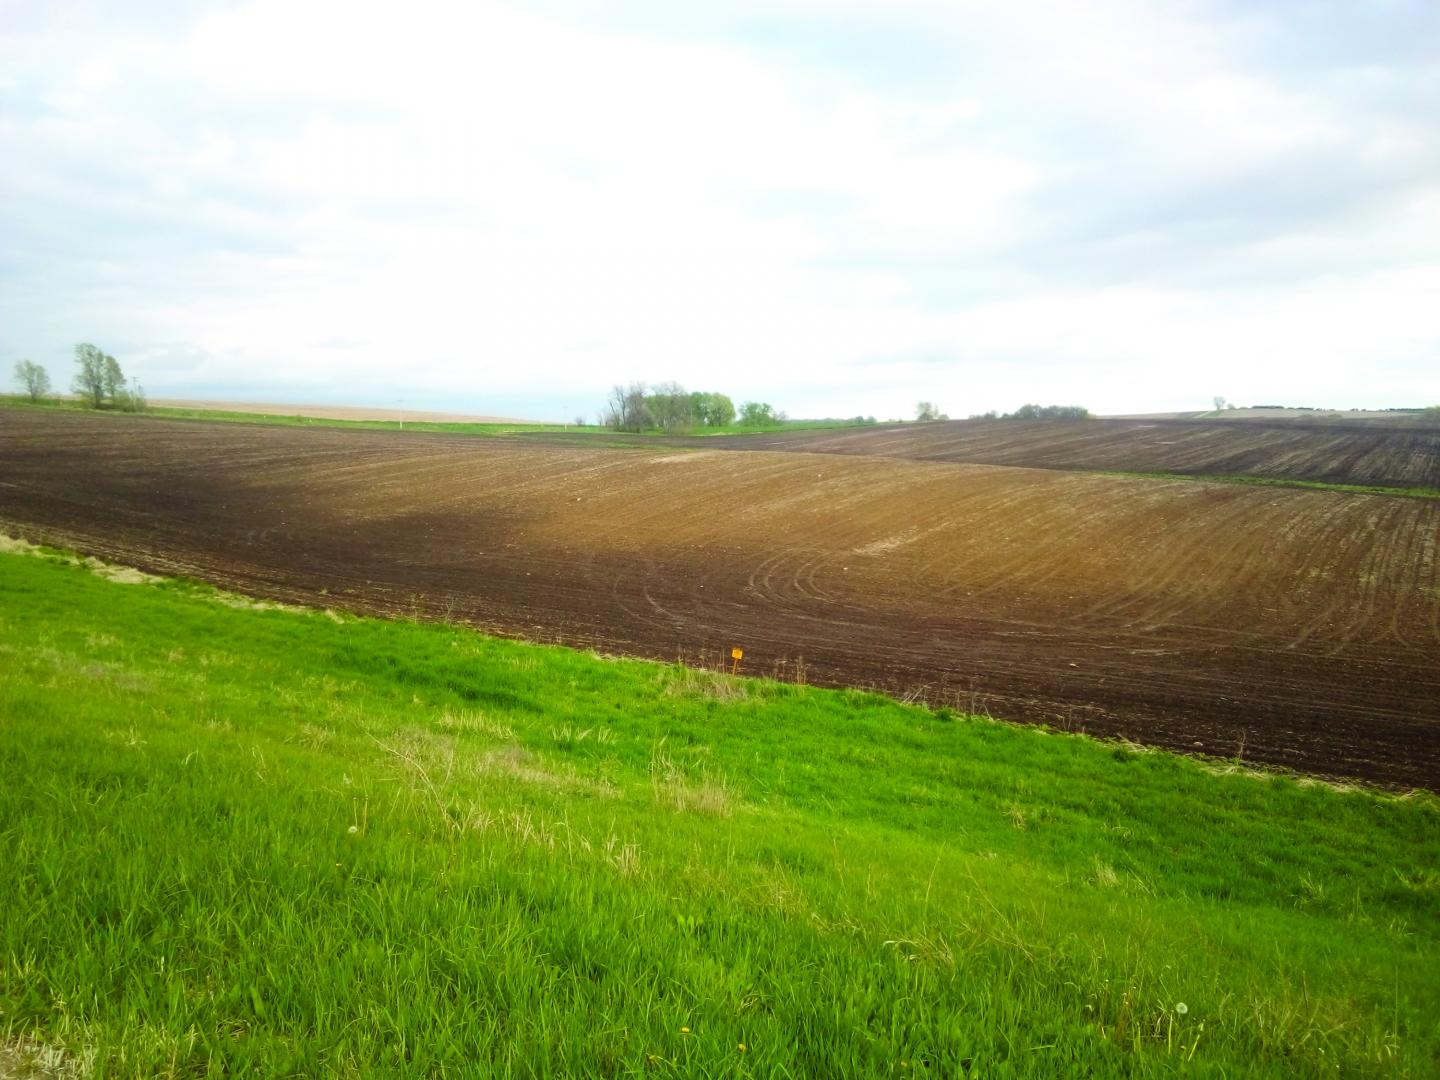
[3, 408, 1437, 787]
[146, 397, 534, 423]
[721, 417, 1440, 489]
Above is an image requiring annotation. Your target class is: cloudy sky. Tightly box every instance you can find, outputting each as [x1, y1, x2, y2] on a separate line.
[3, 1, 1437, 420]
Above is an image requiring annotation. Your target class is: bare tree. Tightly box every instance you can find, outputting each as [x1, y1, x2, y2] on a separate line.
[1213, 395, 1227, 411]
[603, 382, 653, 432]
[602, 385, 625, 429]
[622, 382, 652, 432]
[915, 401, 947, 421]
[120, 376, 147, 413]
[12, 360, 50, 402]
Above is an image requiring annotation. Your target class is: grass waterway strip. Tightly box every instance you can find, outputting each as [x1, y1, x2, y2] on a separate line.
[1101, 469, 1440, 499]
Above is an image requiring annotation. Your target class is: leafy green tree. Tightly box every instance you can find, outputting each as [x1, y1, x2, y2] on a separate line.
[102, 354, 125, 402]
[72, 344, 110, 408]
[646, 382, 694, 432]
[601, 383, 743, 429]
[70, 344, 136, 410]
[738, 401, 785, 427]
[602, 385, 741, 431]
[12, 359, 50, 402]
[692, 391, 735, 427]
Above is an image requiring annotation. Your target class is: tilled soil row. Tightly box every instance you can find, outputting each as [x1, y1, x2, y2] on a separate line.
[4, 409, 1436, 788]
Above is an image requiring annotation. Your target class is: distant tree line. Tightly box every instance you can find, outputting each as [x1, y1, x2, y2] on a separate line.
[9, 344, 146, 412]
[600, 382, 785, 433]
[968, 404, 1091, 420]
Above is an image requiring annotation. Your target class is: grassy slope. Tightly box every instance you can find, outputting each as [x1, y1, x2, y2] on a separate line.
[1, 549, 1437, 1078]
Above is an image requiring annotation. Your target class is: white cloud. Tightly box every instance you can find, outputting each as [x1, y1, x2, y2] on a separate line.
[1, 0, 1436, 418]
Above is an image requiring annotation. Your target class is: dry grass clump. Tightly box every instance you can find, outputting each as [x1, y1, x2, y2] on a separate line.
[0, 1035, 89, 1079]
[660, 663, 749, 702]
[549, 724, 615, 749]
[649, 742, 735, 817]
[435, 710, 514, 740]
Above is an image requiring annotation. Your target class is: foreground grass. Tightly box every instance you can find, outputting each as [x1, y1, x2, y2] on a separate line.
[0, 548, 1436, 1078]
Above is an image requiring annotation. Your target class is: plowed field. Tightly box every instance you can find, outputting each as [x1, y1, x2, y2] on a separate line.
[719, 417, 1440, 488]
[3, 409, 1437, 788]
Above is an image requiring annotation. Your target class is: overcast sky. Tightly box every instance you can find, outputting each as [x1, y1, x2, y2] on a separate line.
[3, 1, 1437, 420]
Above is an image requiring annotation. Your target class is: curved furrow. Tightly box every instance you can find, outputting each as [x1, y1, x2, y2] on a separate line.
[5, 409, 1437, 788]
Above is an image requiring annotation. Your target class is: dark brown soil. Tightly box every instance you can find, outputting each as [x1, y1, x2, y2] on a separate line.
[587, 417, 1440, 489]
[3, 409, 1437, 789]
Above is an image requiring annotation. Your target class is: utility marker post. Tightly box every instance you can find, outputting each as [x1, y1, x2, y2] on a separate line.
[730, 646, 744, 676]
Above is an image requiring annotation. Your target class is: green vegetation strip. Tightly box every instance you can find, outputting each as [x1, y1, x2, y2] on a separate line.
[0, 395, 567, 437]
[1105, 470, 1440, 499]
[0, 397, 875, 439]
[1, 547, 1436, 1077]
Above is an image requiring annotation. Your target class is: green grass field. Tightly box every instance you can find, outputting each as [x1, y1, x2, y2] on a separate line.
[1, 544, 1436, 1077]
[0, 395, 582, 438]
[0, 397, 872, 439]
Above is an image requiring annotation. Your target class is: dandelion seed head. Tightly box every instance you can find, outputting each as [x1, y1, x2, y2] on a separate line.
[1175, 1002, 1188, 1015]
[347, 825, 359, 834]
